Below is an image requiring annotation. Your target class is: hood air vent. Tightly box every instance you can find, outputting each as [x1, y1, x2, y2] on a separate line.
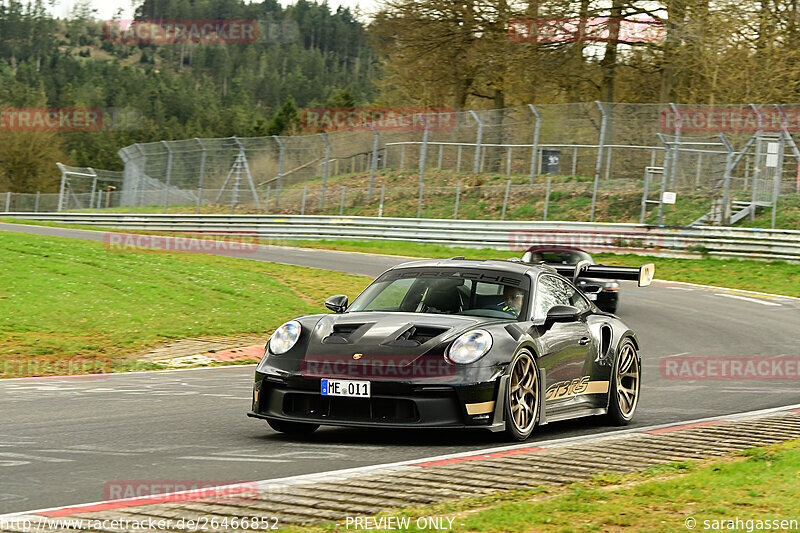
[384, 325, 449, 347]
[323, 323, 365, 344]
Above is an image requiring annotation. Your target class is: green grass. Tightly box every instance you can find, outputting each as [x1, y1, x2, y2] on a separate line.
[265, 239, 800, 297]
[0, 231, 370, 377]
[285, 440, 800, 533]
[4, 218, 800, 297]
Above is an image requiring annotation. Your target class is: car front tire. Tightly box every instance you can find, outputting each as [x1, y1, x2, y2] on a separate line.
[503, 350, 540, 441]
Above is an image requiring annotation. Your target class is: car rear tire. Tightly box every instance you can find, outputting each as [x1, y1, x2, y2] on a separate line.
[606, 339, 640, 425]
[267, 419, 320, 436]
[503, 350, 540, 441]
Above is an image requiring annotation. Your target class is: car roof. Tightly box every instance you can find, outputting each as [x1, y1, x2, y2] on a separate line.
[388, 258, 552, 275]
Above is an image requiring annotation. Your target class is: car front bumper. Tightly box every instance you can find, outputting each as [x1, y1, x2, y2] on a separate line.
[248, 371, 505, 431]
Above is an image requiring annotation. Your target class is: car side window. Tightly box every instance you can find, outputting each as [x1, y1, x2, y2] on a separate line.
[535, 275, 589, 318]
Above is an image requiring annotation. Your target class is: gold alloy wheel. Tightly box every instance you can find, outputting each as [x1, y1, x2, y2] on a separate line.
[615, 342, 640, 418]
[508, 352, 539, 434]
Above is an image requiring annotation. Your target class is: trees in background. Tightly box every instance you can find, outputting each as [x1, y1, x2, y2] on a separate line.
[0, 0, 376, 191]
[369, 0, 800, 108]
[4, 0, 800, 192]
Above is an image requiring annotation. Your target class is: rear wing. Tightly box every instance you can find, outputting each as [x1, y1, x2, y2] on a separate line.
[542, 261, 655, 287]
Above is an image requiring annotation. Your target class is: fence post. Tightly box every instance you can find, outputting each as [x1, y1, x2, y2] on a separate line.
[417, 114, 430, 218]
[96, 190, 102, 213]
[160, 140, 173, 214]
[56, 162, 67, 212]
[378, 184, 385, 217]
[369, 124, 379, 201]
[501, 179, 511, 220]
[301, 186, 307, 215]
[454, 180, 461, 219]
[400, 144, 406, 168]
[640, 168, 651, 224]
[572, 146, 578, 175]
[506, 147, 512, 175]
[469, 110, 483, 174]
[772, 135, 785, 229]
[438, 144, 444, 169]
[695, 152, 703, 188]
[264, 185, 271, 215]
[34, 191, 40, 213]
[456, 145, 462, 172]
[195, 138, 206, 213]
[136, 143, 147, 210]
[658, 158, 670, 225]
[320, 133, 331, 209]
[4, 191, 10, 213]
[668, 103, 682, 189]
[230, 152, 244, 215]
[543, 176, 551, 221]
[340, 186, 347, 216]
[590, 101, 608, 222]
[750, 103, 765, 221]
[88, 167, 98, 209]
[273, 136, 285, 206]
[604, 147, 613, 180]
[528, 104, 541, 183]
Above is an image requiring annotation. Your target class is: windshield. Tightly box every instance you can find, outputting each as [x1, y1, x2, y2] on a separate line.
[348, 270, 530, 319]
[525, 251, 594, 265]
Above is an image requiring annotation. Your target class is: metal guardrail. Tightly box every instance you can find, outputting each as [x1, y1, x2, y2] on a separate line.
[3, 213, 800, 261]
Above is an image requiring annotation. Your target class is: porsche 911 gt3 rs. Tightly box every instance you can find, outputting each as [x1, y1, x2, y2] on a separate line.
[248, 258, 654, 441]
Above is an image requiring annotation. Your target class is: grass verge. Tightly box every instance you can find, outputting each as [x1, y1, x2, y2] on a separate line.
[284, 439, 800, 533]
[3, 220, 800, 297]
[0, 230, 370, 377]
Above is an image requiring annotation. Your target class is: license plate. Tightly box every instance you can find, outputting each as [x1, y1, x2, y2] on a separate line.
[321, 379, 371, 398]
[586, 293, 598, 301]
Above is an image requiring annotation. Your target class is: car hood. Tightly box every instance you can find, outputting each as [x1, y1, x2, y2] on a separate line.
[306, 312, 499, 364]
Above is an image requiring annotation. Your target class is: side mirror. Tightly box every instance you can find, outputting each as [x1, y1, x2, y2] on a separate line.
[325, 294, 348, 313]
[545, 304, 580, 323]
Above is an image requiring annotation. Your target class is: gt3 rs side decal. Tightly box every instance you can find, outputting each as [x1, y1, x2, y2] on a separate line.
[545, 376, 609, 401]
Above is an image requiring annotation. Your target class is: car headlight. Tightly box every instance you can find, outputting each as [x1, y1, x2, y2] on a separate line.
[268, 320, 302, 355]
[446, 329, 493, 364]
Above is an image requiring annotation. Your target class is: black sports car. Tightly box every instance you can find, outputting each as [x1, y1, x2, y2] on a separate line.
[248, 258, 654, 441]
[522, 246, 621, 313]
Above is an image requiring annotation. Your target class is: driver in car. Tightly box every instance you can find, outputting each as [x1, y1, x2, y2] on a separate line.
[490, 286, 525, 317]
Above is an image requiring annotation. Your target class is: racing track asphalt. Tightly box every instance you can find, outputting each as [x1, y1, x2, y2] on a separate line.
[1, 221, 799, 514]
